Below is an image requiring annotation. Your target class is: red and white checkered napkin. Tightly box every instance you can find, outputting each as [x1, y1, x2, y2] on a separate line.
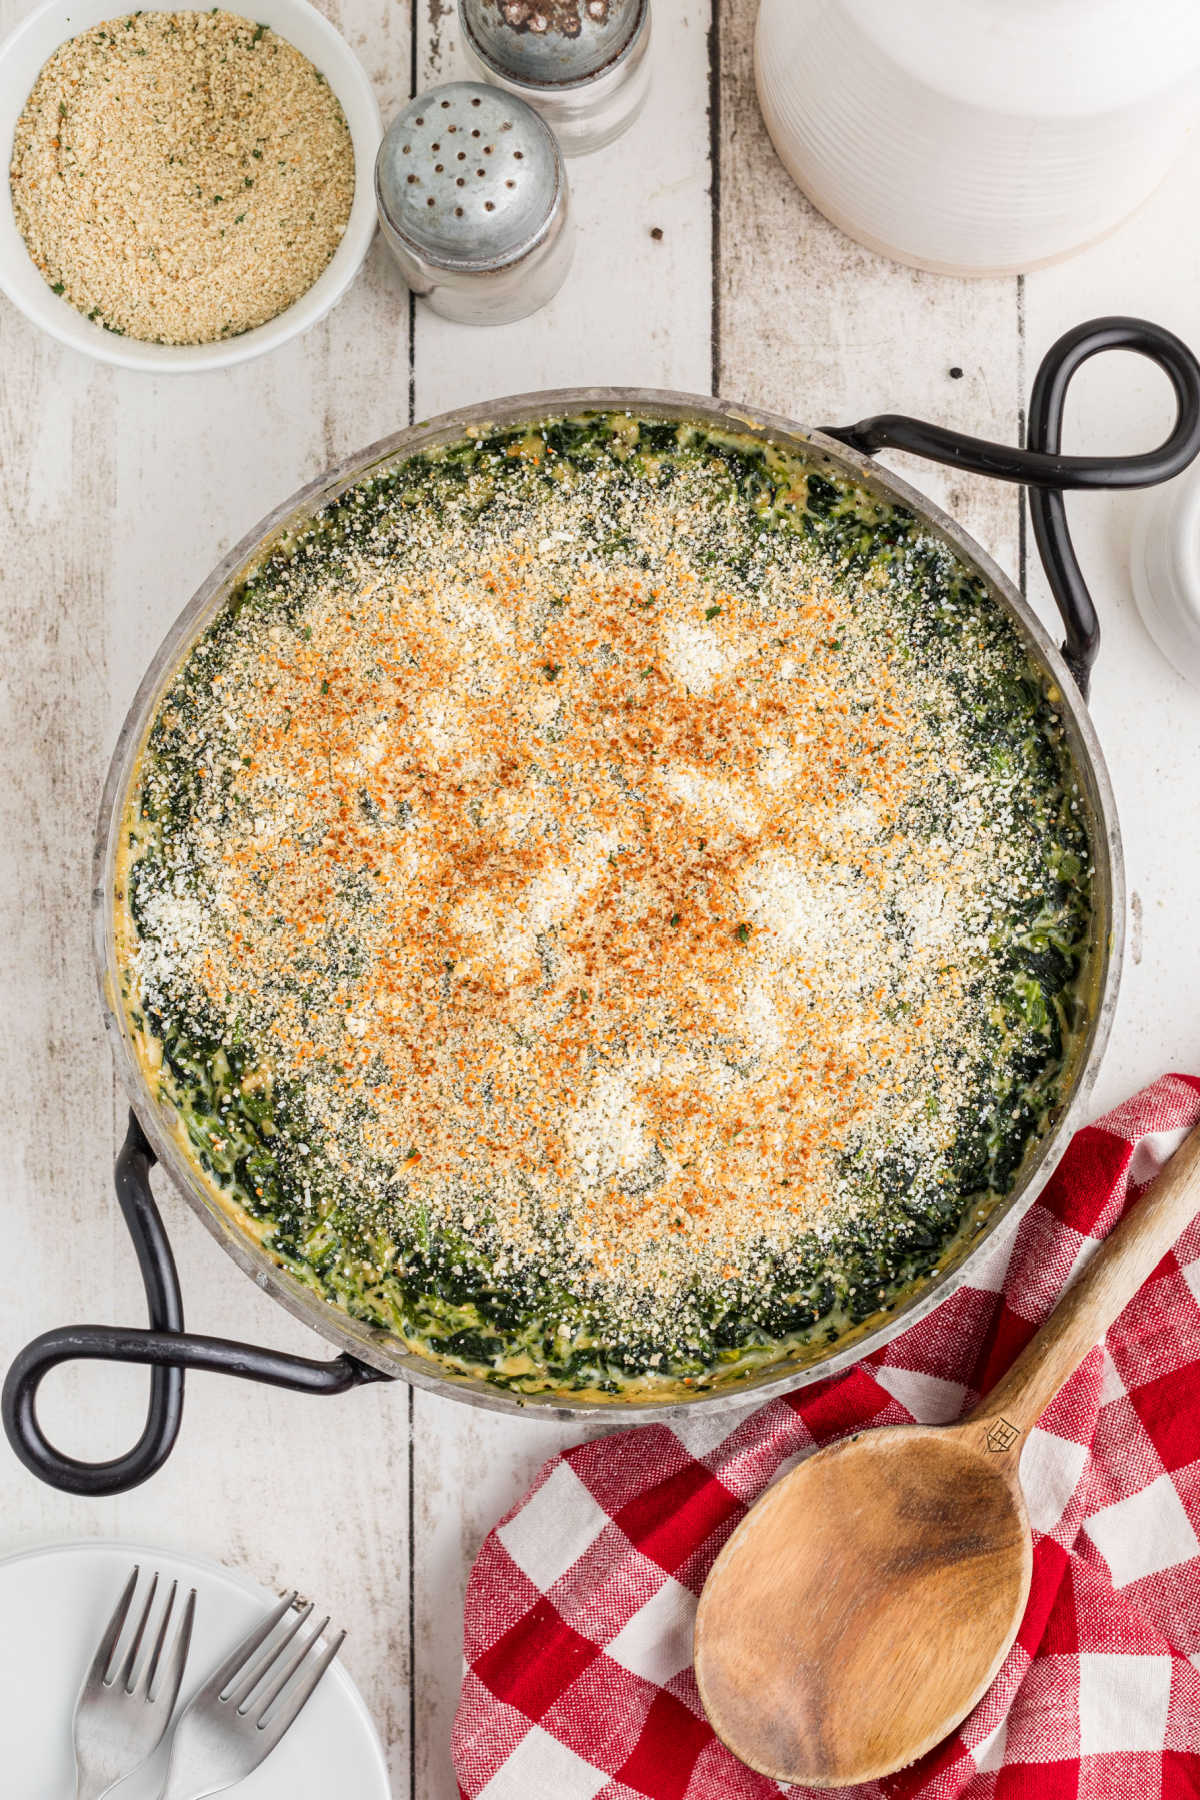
[453, 1074, 1200, 1800]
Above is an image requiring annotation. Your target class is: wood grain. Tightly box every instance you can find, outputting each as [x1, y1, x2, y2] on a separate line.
[406, 7, 716, 1792]
[0, 0, 421, 1788]
[717, 0, 1021, 579]
[0, 2, 714, 1795]
[4, 0, 1200, 1790]
[975, 1121, 1200, 1454]
[695, 1425, 1031, 1787]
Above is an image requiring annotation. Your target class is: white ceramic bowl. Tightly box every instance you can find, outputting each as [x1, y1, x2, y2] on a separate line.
[0, 0, 381, 369]
[1130, 466, 1200, 689]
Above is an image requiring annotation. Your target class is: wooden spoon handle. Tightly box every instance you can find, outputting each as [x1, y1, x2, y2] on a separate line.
[964, 1120, 1200, 1459]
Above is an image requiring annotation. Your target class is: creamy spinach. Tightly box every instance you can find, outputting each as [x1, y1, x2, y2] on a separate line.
[115, 414, 1096, 1398]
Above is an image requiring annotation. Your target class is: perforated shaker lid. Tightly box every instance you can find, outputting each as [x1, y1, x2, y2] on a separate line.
[375, 83, 563, 271]
[460, 0, 646, 88]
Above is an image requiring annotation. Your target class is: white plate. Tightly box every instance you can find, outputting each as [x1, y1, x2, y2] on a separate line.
[0, 0, 382, 371]
[0, 1539, 391, 1797]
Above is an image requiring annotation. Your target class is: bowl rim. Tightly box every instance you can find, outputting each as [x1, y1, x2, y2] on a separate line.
[93, 386, 1124, 1419]
[0, 0, 381, 371]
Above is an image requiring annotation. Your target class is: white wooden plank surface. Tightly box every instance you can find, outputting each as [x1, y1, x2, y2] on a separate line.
[1019, 140, 1200, 1114]
[5, 0, 1200, 1792]
[718, 0, 1020, 601]
[0, 2, 713, 1795]
[1, 0, 422, 1780]
[407, 8, 715, 1793]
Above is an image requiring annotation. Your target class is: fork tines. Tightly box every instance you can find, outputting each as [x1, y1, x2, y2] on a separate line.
[159, 1586, 346, 1798]
[210, 1589, 345, 1733]
[73, 1565, 198, 1800]
[89, 1564, 197, 1702]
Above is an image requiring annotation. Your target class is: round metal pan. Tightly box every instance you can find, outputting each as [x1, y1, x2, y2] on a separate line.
[7, 316, 1200, 1495]
[96, 388, 1125, 1399]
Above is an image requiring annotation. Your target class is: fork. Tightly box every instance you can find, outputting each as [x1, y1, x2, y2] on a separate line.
[156, 1589, 346, 1800]
[73, 1566, 197, 1800]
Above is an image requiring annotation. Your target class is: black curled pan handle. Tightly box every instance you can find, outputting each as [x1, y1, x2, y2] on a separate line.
[823, 317, 1200, 696]
[3, 1114, 387, 1496]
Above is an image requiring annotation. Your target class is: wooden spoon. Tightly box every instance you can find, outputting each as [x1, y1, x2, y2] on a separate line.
[694, 1121, 1200, 1789]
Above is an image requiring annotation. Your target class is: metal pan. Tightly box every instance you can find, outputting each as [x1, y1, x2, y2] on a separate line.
[7, 316, 1200, 1495]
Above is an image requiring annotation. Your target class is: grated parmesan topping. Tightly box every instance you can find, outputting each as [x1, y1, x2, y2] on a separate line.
[118, 418, 1094, 1380]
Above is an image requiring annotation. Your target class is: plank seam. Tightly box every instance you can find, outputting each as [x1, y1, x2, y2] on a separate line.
[708, 0, 722, 397]
[408, 9, 418, 435]
[1017, 272, 1027, 596]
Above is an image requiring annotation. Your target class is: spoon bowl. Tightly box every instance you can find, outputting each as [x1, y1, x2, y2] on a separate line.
[695, 1424, 1031, 1786]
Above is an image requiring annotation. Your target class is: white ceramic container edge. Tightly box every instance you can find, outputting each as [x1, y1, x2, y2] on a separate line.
[0, 0, 382, 370]
[1130, 466, 1200, 688]
[754, 0, 1200, 278]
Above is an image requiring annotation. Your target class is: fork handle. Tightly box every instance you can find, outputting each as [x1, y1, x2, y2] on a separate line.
[2, 1114, 387, 1496]
[156, 1774, 227, 1800]
[73, 1764, 125, 1800]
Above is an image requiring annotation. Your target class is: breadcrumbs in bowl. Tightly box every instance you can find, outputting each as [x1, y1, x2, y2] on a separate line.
[0, 0, 381, 369]
[11, 10, 355, 345]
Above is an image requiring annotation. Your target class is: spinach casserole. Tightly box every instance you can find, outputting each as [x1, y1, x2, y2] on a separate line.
[114, 413, 1097, 1400]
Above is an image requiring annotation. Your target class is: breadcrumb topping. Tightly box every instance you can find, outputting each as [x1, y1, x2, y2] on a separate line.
[10, 11, 354, 344]
[117, 417, 1095, 1386]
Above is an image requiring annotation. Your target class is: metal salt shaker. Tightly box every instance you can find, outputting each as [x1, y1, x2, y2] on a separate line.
[458, 0, 651, 156]
[375, 82, 573, 326]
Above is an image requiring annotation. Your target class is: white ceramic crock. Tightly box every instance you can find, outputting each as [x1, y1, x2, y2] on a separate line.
[755, 0, 1200, 277]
